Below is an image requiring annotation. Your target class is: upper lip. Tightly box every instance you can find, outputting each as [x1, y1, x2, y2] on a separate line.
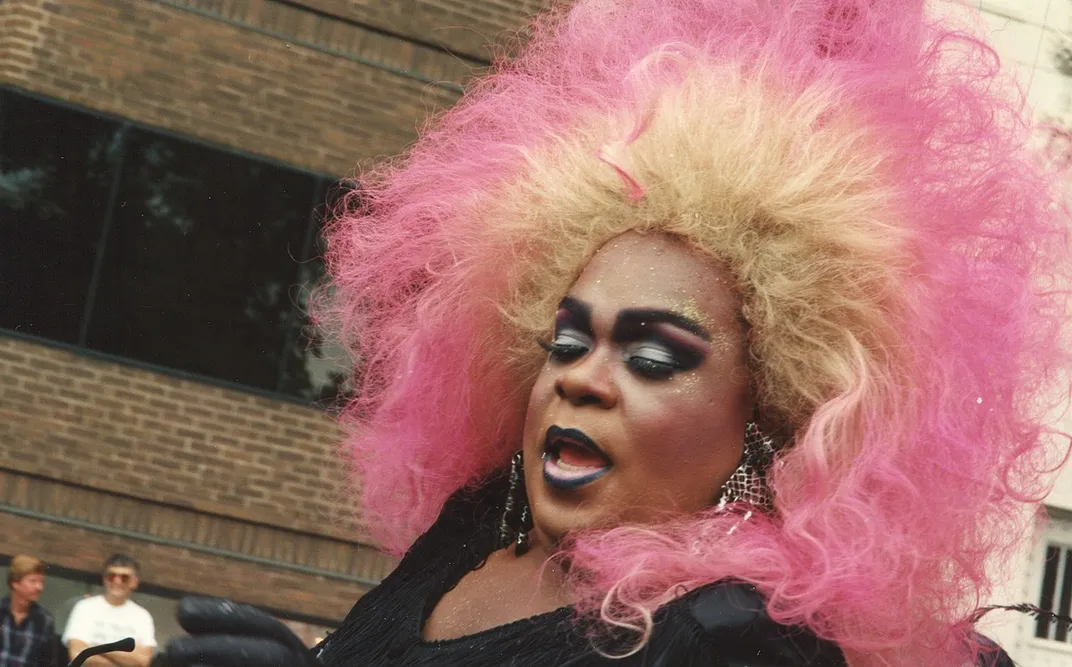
[545, 426, 612, 465]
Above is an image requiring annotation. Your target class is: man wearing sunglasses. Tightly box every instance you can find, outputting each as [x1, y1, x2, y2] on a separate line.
[62, 556, 155, 667]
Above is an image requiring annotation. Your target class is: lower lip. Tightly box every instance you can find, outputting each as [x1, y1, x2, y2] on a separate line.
[542, 453, 610, 489]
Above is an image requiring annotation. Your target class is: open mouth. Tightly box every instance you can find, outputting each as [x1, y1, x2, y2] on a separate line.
[542, 426, 612, 490]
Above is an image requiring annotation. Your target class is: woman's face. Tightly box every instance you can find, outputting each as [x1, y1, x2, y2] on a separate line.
[522, 231, 753, 546]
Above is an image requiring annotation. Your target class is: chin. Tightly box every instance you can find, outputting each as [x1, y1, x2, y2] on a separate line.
[530, 489, 615, 543]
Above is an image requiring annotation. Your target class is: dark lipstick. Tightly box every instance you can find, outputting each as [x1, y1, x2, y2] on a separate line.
[542, 426, 612, 490]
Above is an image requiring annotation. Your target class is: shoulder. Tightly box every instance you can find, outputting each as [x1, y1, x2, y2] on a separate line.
[138, 604, 154, 622]
[125, 600, 153, 620]
[650, 581, 847, 667]
[64, 598, 97, 640]
[69, 596, 97, 613]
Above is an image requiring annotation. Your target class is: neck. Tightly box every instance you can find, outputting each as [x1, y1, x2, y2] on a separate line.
[506, 538, 572, 610]
[525, 524, 560, 561]
[104, 594, 127, 607]
[516, 530, 568, 578]
[10, 596, 30, 614]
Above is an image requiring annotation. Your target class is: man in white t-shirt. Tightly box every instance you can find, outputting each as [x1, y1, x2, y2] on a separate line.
[62, 555, 155, 667]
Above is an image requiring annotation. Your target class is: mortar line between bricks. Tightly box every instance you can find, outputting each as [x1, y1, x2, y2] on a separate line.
[0, 463, 363, 545]
[269, 0, 490, 66]
[151, 0, 467, 93]
[0, 503, 382, 587]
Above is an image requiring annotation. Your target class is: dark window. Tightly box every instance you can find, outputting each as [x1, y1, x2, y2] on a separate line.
[85, 130, 317, 392]
[279, 254, 353, 405]
[277, 180, 357, 405]
[0, 92, 124, 342]
[0, 86, 342, 402]
[1036, 542, 1072, 642]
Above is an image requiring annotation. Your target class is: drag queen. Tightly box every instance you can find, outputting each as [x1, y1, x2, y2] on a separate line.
[159, 0, 1070, 665]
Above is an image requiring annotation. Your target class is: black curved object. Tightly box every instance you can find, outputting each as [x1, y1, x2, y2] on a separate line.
[69, 638, 135, 667]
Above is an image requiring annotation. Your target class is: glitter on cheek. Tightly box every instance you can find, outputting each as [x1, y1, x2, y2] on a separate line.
[669, 372, 702, 397]
[707, 328, 742, 360]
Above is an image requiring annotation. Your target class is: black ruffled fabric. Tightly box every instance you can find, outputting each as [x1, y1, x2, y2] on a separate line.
[315, 474, 846, 666]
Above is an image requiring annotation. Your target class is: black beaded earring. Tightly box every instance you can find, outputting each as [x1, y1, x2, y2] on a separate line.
[498, 450, 533, 556]
[716, 421, 776, 514]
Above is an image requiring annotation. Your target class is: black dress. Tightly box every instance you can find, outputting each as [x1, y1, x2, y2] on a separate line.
[316, 473, 847, 667]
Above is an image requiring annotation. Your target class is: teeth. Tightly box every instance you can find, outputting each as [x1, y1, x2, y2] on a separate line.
[542, 452, 611, 489]
[556, 458, 597, 472]
[551, 442, 608, 468]
[550, 443, 605, 470]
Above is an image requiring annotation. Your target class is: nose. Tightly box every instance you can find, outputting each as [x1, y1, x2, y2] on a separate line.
[554, 349, 618, 408]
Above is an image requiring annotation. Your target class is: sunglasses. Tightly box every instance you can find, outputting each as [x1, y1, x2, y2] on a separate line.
[104, 572, 133, 584]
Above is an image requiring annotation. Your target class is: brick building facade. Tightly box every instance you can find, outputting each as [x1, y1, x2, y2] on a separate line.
[0, 0, 547, 637]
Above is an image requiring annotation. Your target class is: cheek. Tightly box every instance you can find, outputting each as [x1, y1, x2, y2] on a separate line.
[624, 380, 747, 479]
[523, 371, 555, 435]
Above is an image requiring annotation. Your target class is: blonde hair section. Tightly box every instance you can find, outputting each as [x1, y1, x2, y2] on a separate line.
[8, 555, 45, 588]
[485, 62, 912, 438]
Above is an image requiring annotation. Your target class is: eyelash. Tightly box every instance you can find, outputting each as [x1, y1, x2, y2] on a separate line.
[538, 338, 588, 363]
[626, 350, 681, 379]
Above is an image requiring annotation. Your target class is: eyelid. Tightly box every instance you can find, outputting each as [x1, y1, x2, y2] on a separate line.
[556, 303, 593, 336]
[553, 328, 591, 345]
[628, 341, 677, 363]
[630, 335, 706, 373]
[648, 322, 711, 354]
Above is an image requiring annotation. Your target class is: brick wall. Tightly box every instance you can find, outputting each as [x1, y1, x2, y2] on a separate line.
[0, 0, 466, 175]
[296, 0, 554, 60]
[0, 0, 562, 175]
[0, 337, 356, 541]
[0, 334, 392, 620]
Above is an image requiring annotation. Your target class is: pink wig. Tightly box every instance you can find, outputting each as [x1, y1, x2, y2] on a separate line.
[323, 0, 1072, 664]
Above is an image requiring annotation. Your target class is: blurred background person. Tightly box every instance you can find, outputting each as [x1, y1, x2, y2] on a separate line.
[63, 556, 155, 667]
[0, 555, 60, 667]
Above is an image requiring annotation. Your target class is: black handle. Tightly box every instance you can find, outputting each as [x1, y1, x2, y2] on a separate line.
[69, 638, 135, 667]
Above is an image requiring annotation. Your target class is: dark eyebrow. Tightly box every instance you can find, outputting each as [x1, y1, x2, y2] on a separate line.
[613, 308, 712, 342]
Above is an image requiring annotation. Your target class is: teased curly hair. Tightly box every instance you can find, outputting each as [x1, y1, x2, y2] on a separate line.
[322, 0, 1072, 664]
